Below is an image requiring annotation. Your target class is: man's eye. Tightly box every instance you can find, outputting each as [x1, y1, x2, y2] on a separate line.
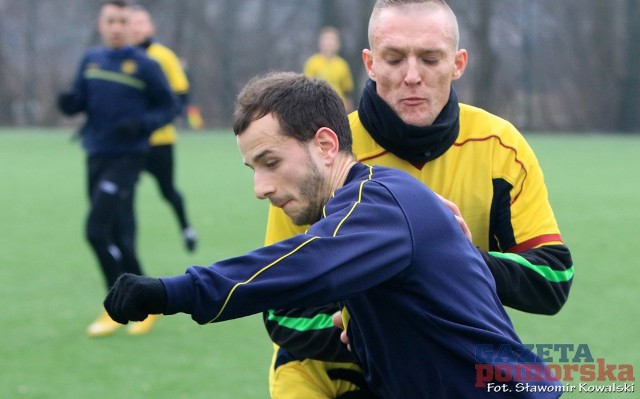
[266, 160, 279, 168]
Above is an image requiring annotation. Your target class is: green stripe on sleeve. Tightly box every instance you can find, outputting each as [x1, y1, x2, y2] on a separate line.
[84, 68, 145, 90]
[488, 251, 574, 283]
[266, 309, 335, 332]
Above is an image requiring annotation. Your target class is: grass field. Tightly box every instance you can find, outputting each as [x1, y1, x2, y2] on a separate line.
[1, 129, 638, 398]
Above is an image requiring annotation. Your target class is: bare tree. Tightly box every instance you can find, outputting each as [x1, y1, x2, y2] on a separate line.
[469, 0, 496, 109]
[0, 1, 14, 124]
[0, 0, 636, 131]
[620, 0, 640, 132]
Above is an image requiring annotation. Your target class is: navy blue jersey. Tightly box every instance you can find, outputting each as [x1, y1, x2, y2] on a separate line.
[61, 46, 177, 155]
[161, 163, 561, 398]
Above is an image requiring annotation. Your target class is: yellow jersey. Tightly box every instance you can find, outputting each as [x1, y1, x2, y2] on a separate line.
[303, 54, 354, 101]
[145, 42, 189, 146]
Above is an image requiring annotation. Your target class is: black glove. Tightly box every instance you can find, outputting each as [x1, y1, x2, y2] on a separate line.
[57, 92, 75, 114]
[114, 120, 145, 140]
[104, 273, 167, 324]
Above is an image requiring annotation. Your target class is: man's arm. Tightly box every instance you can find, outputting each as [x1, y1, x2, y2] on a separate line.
[486, 132, 574, 314]
[151, 44, 190, 116]
[137, 60, 179, 136]
[264, 306, 358, 362]
[57, 54, 89, 116]
[106, 179, 414, 326]
[481, 245, 573, 314]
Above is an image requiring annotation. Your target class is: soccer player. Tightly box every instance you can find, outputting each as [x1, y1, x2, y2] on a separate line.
[264, 0, 574, 397]
[103, 72, 562, 398]
[129, 5, 198, 253]
[304, 26, 355, 112]
[57, 0, 178, 337]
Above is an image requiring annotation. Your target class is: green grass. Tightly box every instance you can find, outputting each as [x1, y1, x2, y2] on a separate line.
[1, 129, 638, 398]
[506, 133, 640, 397]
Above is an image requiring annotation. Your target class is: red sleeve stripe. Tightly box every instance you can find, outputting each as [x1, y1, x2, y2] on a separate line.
[507, 234, 563, 253]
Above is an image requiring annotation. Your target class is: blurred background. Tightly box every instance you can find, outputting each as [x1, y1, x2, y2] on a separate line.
[2, 0, 639, 133]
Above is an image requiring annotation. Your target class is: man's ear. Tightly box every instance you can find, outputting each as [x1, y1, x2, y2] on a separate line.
[452, 49, 468, 81]
[313, 127, 340, 164]
[362, 49, 375, 80]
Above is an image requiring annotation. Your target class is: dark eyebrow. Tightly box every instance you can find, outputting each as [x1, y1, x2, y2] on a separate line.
[244, 149, 275, 168]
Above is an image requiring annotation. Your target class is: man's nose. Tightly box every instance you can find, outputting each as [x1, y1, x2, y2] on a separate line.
[404, 58, 422, 85]
[254, 172, 275, 200]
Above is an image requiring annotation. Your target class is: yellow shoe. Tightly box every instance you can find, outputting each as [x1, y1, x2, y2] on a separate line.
[87, 310, 123, 337]
[127, 314, 160, 336]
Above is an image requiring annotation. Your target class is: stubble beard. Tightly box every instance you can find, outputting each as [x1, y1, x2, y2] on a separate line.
[290, 156, 327, 226]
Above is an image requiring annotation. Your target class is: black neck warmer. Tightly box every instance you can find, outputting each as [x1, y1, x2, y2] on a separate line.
[139, 38, 153, 50]
[358, 79, 460, 164]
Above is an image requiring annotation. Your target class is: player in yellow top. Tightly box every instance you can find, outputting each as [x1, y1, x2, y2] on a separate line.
[129, 6, 197, 260]
[265, 1, 573, 398]
[304, 26, 355, 112]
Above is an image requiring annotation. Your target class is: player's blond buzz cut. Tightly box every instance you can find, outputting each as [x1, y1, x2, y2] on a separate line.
[368, 0, 460, 50]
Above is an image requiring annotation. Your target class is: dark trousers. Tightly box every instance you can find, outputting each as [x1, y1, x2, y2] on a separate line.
[145, 144, 190, 230]
[86, 154, 145, 290]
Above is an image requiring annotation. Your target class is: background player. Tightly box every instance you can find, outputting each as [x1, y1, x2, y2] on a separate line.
[129, 5, 198, 253]
[304, 26, 355, 112]
[57, 0, 177, 337]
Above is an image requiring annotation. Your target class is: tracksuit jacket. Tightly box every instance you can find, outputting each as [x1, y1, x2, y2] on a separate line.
[161, 163, 561, 398]
[60, 45, 177, 155]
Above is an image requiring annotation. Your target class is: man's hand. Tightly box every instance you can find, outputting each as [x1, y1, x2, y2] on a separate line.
[56, 92, 76, 114]
[104, 273, 167, 324]
[436, 194, 472, 241]
[114, 120, 145, 140]
[332, 311, 351, 352]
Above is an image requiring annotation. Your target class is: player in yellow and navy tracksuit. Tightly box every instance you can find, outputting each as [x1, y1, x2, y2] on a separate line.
[263, 81, 574, 397]
[130, 5, 197, 252]
[57, 0, 178, 337]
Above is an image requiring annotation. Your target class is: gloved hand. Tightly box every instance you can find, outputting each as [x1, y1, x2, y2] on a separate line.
[104, 273, 167, 324]
[57, 92, 75, 114]
[114, 120, 145, 140]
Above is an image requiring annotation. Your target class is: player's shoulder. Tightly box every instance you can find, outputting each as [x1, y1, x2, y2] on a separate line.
[363, 164, 427, 197]
[147, 42, 179, 59]
[334, 55, 350, 66]
[131, 46, 155, 61]
[336, 164, 402, 205]
[459, 103, 515, 131]
[83, 46, 109, 61]
[458, 103, 526, 146]
[128, 47, 164, 72]
[305, 53, 326, 67]
[85, 46, 103, 56]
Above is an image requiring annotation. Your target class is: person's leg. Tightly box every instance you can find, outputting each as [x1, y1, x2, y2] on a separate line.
[107, 154, 145, 277]
[85, 156, 126, 336]
[85, 156, 125, 290]
[112, 181, 142, 277]
[112, 154, 160, 334]
[146, 145, 197, 252]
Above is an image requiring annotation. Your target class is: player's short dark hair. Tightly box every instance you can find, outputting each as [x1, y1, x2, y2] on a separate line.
[102, 0, 130, 8]
[233, 72, 353, 154]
